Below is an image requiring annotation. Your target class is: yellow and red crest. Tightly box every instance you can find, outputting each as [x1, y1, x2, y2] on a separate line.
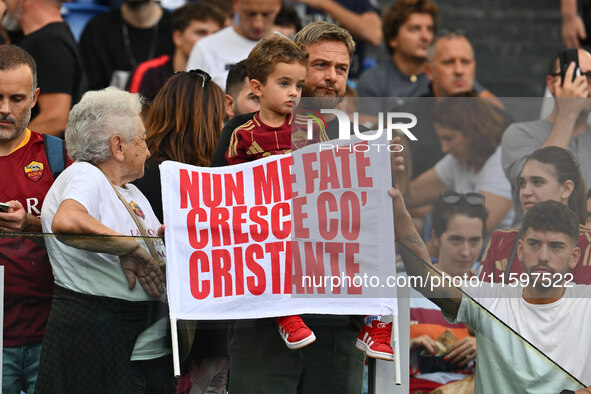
[24, 161, 44, 182]
[130, 201, 145, 220]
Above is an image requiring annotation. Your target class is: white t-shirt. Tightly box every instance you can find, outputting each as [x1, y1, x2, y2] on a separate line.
[434, 146, 514, 229]
[448, 283, 591, 392]
[41, 161, 169, 360]
[185, 26, 259, 91]
[41, 161, 165, 300]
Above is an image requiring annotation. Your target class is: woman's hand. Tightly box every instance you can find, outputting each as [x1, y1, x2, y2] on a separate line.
[120, 244, 166, 298]
[410, 335, 440, 355]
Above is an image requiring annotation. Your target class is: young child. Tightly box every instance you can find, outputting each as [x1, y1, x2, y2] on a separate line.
[226, 35, 323, 164]
[226, 34, 323, 350]
[225, 35, 393, 360]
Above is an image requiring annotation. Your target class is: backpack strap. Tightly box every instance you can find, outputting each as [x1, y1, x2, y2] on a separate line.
[43, 134, 67, 179]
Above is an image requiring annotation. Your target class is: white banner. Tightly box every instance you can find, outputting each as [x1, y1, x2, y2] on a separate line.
[161, 135, 397, 321]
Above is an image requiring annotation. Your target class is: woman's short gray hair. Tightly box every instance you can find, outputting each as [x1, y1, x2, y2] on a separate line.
[65, 87, 143, 163]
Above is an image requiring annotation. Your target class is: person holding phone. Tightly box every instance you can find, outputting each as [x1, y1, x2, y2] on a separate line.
[501, 48, 591, 226]
[0, 45, 72, 394]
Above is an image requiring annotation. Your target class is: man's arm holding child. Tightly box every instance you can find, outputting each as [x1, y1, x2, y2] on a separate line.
[211, 113, 255, 166]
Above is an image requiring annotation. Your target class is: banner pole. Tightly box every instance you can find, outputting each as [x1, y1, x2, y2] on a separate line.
[393, 314, 401, 385]
[170, 318, 181, 377]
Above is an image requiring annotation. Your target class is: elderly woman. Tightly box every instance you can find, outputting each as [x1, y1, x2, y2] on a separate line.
[36, 88, 168, 393]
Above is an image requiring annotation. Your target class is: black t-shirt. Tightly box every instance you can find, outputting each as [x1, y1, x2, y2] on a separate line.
[79, 8, 174, 90]
[19, 22, 83, 121]
[133, 158, 163, 223]
[211, 113, 255, 167]
[128, 55, 174, 102]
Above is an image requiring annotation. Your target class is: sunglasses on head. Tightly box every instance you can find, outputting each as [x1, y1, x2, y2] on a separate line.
[440, 191, 485, 206]
[175, 69, 212, 87]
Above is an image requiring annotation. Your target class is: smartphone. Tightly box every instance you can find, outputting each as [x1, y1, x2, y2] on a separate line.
[559, 49, 581, 86]
[0, 203, 9, 213]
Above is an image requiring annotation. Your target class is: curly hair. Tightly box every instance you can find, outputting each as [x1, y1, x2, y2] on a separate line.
[521, 200, 579, 242]
[382, 0, 439, 55]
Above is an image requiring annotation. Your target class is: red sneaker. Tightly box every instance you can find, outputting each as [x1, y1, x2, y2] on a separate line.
[276, 315, 316, 349]
[355, 321, 394, 361]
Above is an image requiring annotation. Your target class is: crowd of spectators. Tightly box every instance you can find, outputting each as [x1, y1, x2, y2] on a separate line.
[2, 0, 591, 392]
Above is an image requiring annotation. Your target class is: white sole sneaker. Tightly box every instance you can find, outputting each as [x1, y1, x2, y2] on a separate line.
[283, 332, 317, 350]
[356, 338, 395, 361]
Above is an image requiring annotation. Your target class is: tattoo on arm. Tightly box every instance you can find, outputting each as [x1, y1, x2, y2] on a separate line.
[403, 233, 426, 248]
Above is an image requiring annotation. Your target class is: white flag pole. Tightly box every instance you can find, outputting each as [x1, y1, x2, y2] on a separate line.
[170, 318, 181, 377]
[393, 314, 401, 385]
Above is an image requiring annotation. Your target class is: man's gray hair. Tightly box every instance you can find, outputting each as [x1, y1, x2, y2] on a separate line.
[426, 32, 473, 63]
[65, 87, 143, 163]
[293, 21, 356, 57]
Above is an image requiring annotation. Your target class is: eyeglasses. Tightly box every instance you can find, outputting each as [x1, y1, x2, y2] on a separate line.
[439, 191, 485, 206]
[175, 69, 212, 87]
[549, 70, 591, 84]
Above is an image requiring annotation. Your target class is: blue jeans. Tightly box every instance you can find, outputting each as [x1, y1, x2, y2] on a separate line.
[3, 342, 42, 394]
